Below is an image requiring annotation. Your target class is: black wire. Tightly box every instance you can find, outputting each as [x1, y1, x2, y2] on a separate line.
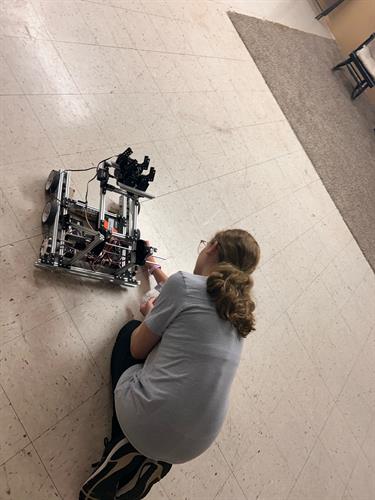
[83, 155, 119, 203]
[47, 153, 120, 234]
[65, 154, 118, 173]
[82, 154, 118, 230]
[84, 171, 98, 205]
[64, 166, 97, 172]
[84, 172, 98, 231]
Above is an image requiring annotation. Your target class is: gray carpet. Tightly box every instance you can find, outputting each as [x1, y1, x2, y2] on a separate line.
[229, 12, 375, 272]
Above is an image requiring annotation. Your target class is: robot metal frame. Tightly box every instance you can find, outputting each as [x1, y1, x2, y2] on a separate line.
[35, 148, 156, 289]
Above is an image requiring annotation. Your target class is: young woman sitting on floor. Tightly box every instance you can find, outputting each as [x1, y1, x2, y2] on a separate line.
[80, 228, 260, 500]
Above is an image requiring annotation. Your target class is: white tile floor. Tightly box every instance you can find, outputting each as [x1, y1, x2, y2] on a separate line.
[0, 1, 374, 499]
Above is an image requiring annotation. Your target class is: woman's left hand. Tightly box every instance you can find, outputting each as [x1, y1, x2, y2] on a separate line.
[140, 297, 156, 316]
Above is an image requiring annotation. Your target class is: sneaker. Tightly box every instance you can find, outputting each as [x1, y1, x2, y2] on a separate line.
[115, 459, 172, 499]
[79, 436, 143, 500]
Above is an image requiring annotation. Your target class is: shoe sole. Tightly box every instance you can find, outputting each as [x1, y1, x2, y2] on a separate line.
[79, 437, 140, 500]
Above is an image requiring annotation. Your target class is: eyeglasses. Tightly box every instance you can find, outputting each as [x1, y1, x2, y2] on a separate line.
[197, 239, 207, 254]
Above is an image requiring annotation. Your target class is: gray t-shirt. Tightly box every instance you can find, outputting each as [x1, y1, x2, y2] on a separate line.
[114, 271, 243, 464]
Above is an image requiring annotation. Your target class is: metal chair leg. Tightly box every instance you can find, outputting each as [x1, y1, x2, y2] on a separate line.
[351, 81, 368, 99]
[332, 57, 351, 71]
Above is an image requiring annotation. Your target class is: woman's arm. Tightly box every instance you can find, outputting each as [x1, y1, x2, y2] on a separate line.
[131, 241, 167, 360]
[130, 322, 160, 360]
[144, 240, 168, 286]
[149, 266, 168, 286]
[132, 271, 184, 359]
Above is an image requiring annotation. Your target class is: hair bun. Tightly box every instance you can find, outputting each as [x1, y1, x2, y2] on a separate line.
[207, 261, 255, 337]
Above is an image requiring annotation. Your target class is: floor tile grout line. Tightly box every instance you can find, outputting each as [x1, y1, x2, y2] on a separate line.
[0, 32, 250, 62]
[28, 389, 111, 499]
[20, 231, 108, 383]
[319, 413, 363, 494]
[279, 327, 339, 498]
[246, 218, 360, 411]
[29, 7, 120, 155]
[332, 284, 373, 375]
[23, 83, 113, 162]
[215, 441, 250, 499]
[228, 175, 330, 232]
[320, 381, 364, 486]
[0, 305, 68, 349]
[0, 117, 287, 169]
[0, 47, 25, 96]
[0, 154, 325, 257]
[22, 93, 63, 159]
[279, 287, 374, 498]
[30, 385, 107, 445]
[331, 324, 375, 423]
[0, 30, 77, 96]
[133, 45, 175, 96]
[259, 263, 340, 386]
[4, 3, 132, 159]
[67, 307, 107, 385]
[1, 148, 304, 266]
[1, 445, 63, 499]
[146, 5, 195, 56]
[283, 219, 352, 300]
[49, 39, 86, 96]
[24, 34, 159, 156]
[206, 446, 234, 500]
[242, 196, 347, 269]
[284, 265, 366, 372]
[0, 41, 272, 95]
[0, 381, 63, 499]
[360, 407, 375, 466]
[280, 229, 358, 329]
[311, 328, 375, 495]
[1, 88, 278, 96]
[36, 0, 242, 34]
[1, 151, 350, 277]
[0, 233, 37, 250]
[125, 25, 297, 205]
[27, 444, 64, 500]
[0, 381, 31, 466]
[81, 0, 238, 28]
[0, 187, 36, 247]
[254, 253, 370, 497]
[232, 367, 299, 499]
[136, 43, 204, 95]
[270, 413, 319, 500]
[73, 0, 165, 93]
[2, 234, 114, 393]
[146, 138, 293, 200]
[284, 433, 334, 500]
[81, 0, 174, 20]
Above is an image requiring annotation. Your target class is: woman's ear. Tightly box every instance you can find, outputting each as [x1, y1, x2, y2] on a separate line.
[206, 240, 219, 255]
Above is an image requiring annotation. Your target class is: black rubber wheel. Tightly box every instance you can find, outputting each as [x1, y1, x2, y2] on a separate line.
[41, 199, 58, 226]
[136, 238, 153, 266]
[45, 170, 60, 194]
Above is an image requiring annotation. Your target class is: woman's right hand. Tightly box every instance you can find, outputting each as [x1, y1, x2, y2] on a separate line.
[140, 297, 156, 316]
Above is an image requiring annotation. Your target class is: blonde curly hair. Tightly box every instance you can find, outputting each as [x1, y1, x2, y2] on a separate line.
[206, 229, 260, 338]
